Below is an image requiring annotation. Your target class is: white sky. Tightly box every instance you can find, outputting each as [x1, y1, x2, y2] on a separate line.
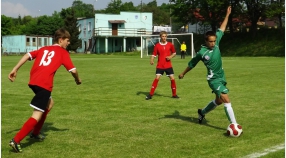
[1, 0, 170, 18]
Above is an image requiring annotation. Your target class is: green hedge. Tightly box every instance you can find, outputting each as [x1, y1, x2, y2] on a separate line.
[193, 28, 285, 57]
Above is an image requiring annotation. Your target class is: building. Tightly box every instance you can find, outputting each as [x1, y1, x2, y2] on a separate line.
[2, 35, 53, 54]
[77, 11, 153, 53]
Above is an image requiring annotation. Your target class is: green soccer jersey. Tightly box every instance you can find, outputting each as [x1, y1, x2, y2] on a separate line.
[188, 29, 226, 82]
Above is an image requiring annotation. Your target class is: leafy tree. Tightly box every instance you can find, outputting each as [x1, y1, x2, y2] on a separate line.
[105, 0, 123, 14]
[1, 15, 13, 35]
[142, 1, 169, 26]
[20, 19, 38, 35]
[120, 2, 138, 11]
[72, 0, 94, 18]
[22, 15, 34, 25]
[171, 0, 227, 31]
[264, 0, 285, 28]
[22, 15, 64, 35]
[244, 0, 267, 36]
[37, 15, 64, 35]
[63, 9, 81, 52]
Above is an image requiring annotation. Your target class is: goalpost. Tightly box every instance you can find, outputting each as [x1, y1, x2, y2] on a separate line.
[140, 33, 195, 58]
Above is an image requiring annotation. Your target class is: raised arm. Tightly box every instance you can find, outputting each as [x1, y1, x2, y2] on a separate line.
[220, 6, 232, 32]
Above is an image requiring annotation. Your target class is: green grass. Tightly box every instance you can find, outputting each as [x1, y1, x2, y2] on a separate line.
[1, 55, 285, 158]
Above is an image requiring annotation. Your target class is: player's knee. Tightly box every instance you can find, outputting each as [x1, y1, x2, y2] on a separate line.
[47, 99, 54, 110]
[220, 93, 230, 103]
[215, 99, 223, 105]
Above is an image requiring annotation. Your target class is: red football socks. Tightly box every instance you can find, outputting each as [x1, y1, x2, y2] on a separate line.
[32, 109, 50, 135]
[149, 79, 159, 95]
[171, 79, 177, 96]
[14, 117, 38, 143]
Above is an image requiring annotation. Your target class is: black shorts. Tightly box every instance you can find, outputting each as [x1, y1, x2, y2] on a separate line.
[29, 85, 51, 112]
[155, 67, 174, 76]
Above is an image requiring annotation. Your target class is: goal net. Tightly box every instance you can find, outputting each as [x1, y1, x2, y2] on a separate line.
[140, 33, 195, 58]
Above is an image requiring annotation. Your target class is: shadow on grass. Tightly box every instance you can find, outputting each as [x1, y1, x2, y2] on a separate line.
[136, 91, 173, 98]
[7, 122, 69, 152]
[161, 110, 226, 131]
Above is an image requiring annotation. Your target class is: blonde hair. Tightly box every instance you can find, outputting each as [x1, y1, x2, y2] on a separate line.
[160, 31, 167, 37]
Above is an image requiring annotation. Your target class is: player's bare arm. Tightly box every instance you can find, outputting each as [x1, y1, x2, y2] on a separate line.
[8, 53, 30, 82]
[220, 6, 231, 32]
[70, 69, 81, 85]
[166, 53, 176, 60]
[150, 56, 155, 65]
[178, 67, 192, 79]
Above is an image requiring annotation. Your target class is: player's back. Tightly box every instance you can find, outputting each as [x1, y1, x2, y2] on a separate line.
[28, 44, 73, 91]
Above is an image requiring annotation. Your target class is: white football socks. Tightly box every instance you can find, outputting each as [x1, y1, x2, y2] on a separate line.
[224, 103, 237, 123]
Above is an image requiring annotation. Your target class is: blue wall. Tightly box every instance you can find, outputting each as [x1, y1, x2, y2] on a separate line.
[2, 35, 53, 54]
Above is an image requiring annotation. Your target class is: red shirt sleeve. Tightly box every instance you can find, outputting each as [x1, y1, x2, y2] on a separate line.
[62, 51, 75, 72]
[152, 44, 158, 57]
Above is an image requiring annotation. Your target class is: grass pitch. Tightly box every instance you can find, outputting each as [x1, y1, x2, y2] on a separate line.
[1, 55, 284, 158]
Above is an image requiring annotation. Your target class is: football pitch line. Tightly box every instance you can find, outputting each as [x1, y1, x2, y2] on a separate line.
[242, 143, 285, 158]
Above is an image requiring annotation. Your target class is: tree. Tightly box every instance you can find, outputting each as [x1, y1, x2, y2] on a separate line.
[264, 0, 285, 28]
[142, 1, 169, 26]
[171, 0, 229, 32]
[244, 0, 267, 35]
[63, 9, 81, 52]
[105, 0, 123, 14]
[120, 2, 138, 11]
[21, 15, 64, 35]
[37, 15, 65, 35]
[1, 15, 13, 35]
[22, 15, 33, 25]
[72, 0, 94, 18]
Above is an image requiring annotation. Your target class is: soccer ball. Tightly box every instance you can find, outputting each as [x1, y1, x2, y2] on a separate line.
[227, 123, 243, 137]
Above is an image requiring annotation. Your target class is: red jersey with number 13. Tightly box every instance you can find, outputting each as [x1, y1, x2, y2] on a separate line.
[152, 42, 176, 69]
[28, 44, 76, 92]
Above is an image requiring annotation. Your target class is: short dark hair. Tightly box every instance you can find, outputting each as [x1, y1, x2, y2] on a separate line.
[53, 28, 71, 44]
[204, 31, 216, 41]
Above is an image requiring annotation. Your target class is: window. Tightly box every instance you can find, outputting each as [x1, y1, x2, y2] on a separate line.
[44, 38, 47, 46]
[26, 37, 30, 46]
[136, 39, 141, 47]
[38, 38, 42, 47]
[32, 38, 36, 46]
[88, 22, 91, 31]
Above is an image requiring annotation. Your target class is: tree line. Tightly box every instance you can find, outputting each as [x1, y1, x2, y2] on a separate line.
[1, 0, 284, 52]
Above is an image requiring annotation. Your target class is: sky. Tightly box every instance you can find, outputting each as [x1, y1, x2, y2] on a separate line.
[1, 0, 170, 18]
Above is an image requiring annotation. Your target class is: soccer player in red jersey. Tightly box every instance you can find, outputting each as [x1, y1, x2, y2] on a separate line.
[146, 31, 179, 100]
[8, 28, 81, 153]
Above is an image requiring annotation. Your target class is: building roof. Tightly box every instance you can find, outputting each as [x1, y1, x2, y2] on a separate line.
[108, 20, 126, 23]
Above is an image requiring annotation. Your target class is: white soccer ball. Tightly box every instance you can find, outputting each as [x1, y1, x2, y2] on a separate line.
[227, 123, 243, 137]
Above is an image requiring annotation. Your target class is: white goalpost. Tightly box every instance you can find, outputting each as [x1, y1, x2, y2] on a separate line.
[140, 33, 195, 58]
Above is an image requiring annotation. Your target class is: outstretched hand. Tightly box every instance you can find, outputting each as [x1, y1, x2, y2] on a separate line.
[8, 71, 17, 82]
[178, 74, 184, 79]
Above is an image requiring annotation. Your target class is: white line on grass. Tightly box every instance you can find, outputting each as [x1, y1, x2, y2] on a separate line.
[242, 143, 285, 158]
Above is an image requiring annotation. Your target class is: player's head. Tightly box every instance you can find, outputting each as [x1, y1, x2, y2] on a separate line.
[159, 31, 167, 43]
[204, 31, 216, 49]
[53, 28, 71, 49]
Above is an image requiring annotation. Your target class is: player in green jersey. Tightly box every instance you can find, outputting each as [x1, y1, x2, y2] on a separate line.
[178, 6, 238, 125]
